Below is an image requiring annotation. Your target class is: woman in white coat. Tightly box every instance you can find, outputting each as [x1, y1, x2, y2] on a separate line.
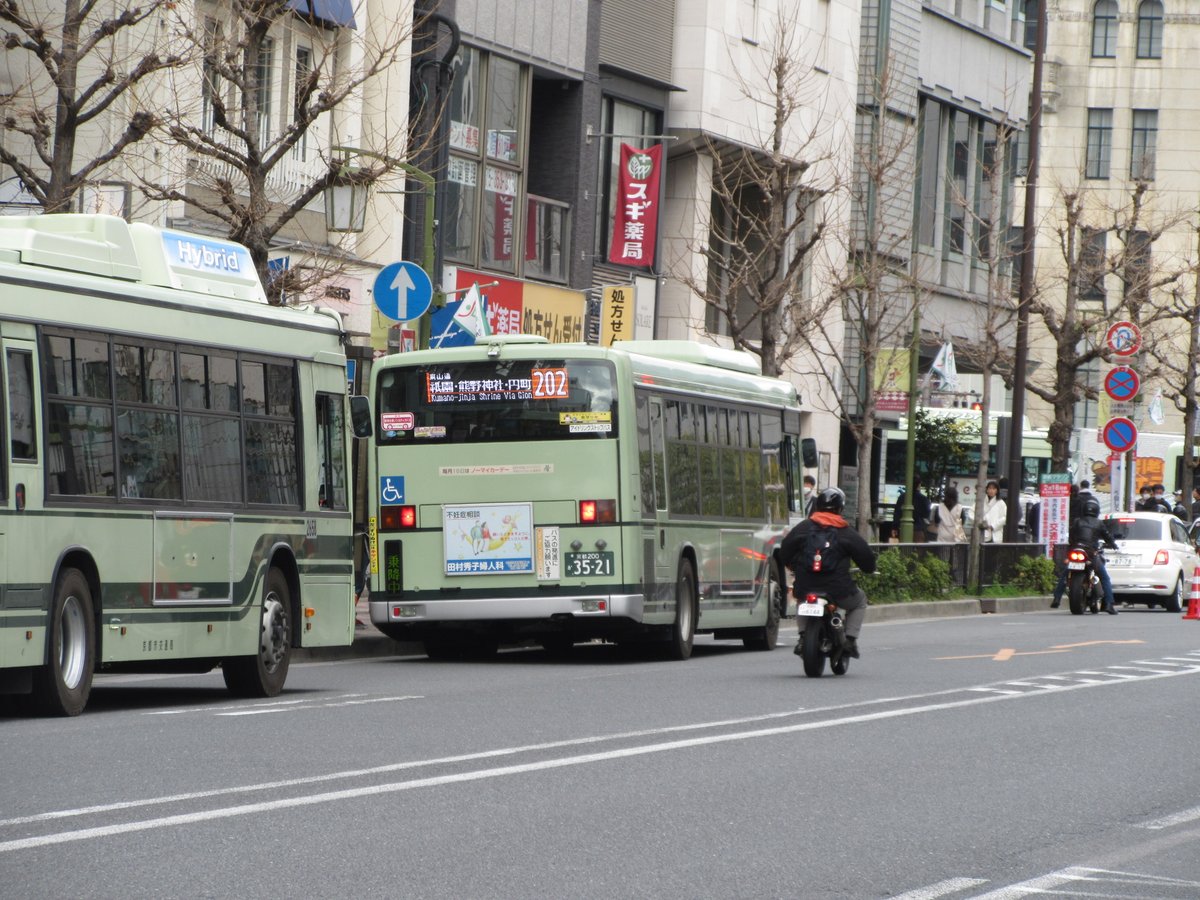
[979, 480, 1006, 543]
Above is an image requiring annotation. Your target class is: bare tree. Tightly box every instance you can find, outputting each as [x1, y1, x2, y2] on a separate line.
[673, 8, 839, 378]
[0, 0, 185, 212]
[142, 0, 421, 302]
[1028, 179, 1188, 468]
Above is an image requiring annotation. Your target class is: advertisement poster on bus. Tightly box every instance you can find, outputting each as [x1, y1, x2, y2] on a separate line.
[1038, 473, 1071, 557]
[443, 503, 534, 575]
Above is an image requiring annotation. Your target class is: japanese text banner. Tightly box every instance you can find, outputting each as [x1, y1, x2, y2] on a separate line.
[608, 143, 662, 267]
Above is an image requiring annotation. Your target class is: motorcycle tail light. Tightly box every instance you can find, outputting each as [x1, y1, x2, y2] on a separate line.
[1067, 549, 1087, 563]
[1154, 549, 1169, 565]
[804, 594, 822, 604]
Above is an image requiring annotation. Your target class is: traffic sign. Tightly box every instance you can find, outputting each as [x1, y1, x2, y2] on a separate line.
[1105, 321, 1142, 357]
[373, 261, 433, 322]
[1103, 366, 1140, 402]
[1101, 416, 1138, 454]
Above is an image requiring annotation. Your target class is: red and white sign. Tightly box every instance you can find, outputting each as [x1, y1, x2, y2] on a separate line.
[608, 143, 662, 267]
[380, 412, 414, 431]
[1038, 479, 1071, 555]
[1105, 320, 1142, 356]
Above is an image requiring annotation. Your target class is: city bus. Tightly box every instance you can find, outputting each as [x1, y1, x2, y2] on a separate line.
[0, 215, 355, 715]
[355, 336, 808, 660]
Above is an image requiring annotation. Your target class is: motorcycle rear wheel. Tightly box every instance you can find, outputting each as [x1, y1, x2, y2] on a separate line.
[1067, 574, 1085, 616]
[801, 624, 825, 678]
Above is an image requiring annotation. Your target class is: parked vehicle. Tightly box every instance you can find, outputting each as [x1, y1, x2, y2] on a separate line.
[1102, 512, 1200, 612]
[795, 591, 850, 677]
[1064, 546, 1102, 615]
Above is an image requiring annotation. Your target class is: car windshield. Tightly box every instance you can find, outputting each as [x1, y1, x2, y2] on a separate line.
[1104, 518, 1162, 541]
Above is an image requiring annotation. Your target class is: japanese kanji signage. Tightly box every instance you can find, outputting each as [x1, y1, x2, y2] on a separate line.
[608, 143, 662, 267]
[600, 285, 630, 346]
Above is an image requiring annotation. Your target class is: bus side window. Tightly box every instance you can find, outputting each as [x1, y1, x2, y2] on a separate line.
[315, 393, 348, 511]
[7, 350, 35, 463]
[782, 435, 802, 513]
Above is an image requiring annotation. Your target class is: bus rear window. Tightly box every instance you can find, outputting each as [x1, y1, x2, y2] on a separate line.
[375, 359, 618, 443]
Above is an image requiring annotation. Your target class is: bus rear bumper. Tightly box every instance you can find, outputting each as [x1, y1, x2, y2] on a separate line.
[370, 592, 645, 624]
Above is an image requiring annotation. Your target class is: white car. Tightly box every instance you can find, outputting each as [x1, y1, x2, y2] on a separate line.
[1101, 512, 1199, 612]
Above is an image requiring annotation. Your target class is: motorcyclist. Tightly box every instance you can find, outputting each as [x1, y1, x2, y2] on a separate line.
[1050, 496, 1117, 614]
[780, 487, 877, 658]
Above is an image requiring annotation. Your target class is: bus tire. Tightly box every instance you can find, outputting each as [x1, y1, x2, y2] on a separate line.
[31, 568, 95, 717]
[667, 558, 697, 661]
[743, 562, 782, 651]
[223, 567, 291, 697]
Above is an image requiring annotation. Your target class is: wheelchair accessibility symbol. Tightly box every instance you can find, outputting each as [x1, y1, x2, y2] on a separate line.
[379, 476, 406, 506]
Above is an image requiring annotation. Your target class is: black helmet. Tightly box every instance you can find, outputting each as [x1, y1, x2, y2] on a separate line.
[813, 487, 846, 514]
[1082, 497, 1101, 518]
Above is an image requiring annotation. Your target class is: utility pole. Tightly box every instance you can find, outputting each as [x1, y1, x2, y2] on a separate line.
[1005, 2, 1045, 541]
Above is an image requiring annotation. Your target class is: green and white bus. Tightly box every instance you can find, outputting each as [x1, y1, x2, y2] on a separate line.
[356, 335, 807, 659]
[0, 215, 355, 715]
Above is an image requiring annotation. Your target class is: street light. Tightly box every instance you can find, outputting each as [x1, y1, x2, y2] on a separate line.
[324, 147, 439, 347]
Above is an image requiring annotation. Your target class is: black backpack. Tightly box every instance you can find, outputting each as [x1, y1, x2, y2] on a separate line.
[793, 525, 842, 574]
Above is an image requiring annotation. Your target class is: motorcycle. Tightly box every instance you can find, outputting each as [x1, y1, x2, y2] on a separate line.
[795, 591, 850, 677]
[1065, 546, 1102, 616]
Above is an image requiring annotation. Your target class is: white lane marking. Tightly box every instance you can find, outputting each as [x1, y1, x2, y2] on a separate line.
[1110, 664, 1180, 674]
[968, 688, 1024, 695]
[146, 698, 313, 715]
[968, 866, 1093, 898]
[891, 877, 988, 899]
[1136, 805, 1200, 830]
[214, 696, 421, 716]
[970, 866, 1200, 898]
[4, 665, 1198, 855]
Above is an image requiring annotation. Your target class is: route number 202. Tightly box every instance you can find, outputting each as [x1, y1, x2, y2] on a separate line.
[531, 367, 569, 399]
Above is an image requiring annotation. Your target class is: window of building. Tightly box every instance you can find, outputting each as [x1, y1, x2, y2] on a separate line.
[446, 48, 532, 276]
[293, 45, 312, 160]
[1085, 108, 1113, 179]
[201, 18, 222, 134]
[1079, 227, 1107, 303]
[916, 99, 942, 248]
[974, 121, 1001, 264]
[1124, 229, 1151, 307]
[1130, 109, 1158, 179]
[1091, 0, 1118, 58]
[945, 111, 970, 256]
[1136, 0, 1164, 58]
[705, 182, 766, 341]
[253, 37, 275, 147]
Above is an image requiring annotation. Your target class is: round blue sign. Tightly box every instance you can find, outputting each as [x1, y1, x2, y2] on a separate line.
[1102, 416, 1138, 454]
[1103, 366, 1140, 402]
[373, 261, 433, 322]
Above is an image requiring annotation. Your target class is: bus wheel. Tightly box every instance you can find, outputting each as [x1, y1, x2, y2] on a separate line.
[743, 563, 782, 651]
[31, 568, 95, 716]
[223, 567, 291, 697]
[667, 558, 697, 661]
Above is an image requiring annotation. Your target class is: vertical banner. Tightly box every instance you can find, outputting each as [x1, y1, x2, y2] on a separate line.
[608, 144, 662, 267]
[1109, 453, 1125, 513]
[1039, 473, 1072, 557]
[600, 284, 631, 346]
[874, 348, 911, 412]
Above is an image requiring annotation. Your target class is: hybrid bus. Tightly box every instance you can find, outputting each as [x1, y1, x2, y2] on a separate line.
[355, 335, 808, 660]
[0, 215, 355, 715]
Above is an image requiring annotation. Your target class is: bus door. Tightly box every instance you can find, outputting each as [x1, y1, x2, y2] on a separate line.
[2, 331, 46, 631]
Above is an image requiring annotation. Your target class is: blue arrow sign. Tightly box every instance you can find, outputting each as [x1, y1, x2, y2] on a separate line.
[1102, 417, 1138, 454]
[373, 261, 433, 322]
[1104, 367, 1140, 402]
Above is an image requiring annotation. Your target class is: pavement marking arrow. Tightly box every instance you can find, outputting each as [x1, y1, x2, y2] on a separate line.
[936, 639, 1145, 662]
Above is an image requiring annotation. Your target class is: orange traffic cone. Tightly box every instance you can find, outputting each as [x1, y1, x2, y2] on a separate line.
[1184, 566, 1200, 620]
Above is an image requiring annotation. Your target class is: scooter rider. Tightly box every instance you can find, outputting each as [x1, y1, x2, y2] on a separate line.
[1051, 496, 1118, 614]
[780, 487, 877, 658]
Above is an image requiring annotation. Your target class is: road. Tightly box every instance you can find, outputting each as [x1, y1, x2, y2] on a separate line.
[4, 607, 1200, 899]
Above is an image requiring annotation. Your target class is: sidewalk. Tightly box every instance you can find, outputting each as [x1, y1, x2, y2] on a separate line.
[292, 594, 1052, 663]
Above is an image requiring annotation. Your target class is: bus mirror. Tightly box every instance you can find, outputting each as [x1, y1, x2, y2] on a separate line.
[801, 438, 818, 469]
[349, 396, 373, 438]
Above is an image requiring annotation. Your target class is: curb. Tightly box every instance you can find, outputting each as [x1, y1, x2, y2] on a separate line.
[292, 595, 1052, 663]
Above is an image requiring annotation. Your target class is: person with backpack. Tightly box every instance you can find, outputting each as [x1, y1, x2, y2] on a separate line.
[931, 486, 968, 542]
[780, 487, 877, 659]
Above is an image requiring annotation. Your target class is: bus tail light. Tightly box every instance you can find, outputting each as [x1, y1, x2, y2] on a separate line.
[381, 505, 417, 531]
[579, 499, 616, 523]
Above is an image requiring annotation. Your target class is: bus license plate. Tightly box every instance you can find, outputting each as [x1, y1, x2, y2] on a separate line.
[563, 551, 613, 577]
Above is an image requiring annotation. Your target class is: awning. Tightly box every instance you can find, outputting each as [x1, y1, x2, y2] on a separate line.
[286, 0, 357, 30]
